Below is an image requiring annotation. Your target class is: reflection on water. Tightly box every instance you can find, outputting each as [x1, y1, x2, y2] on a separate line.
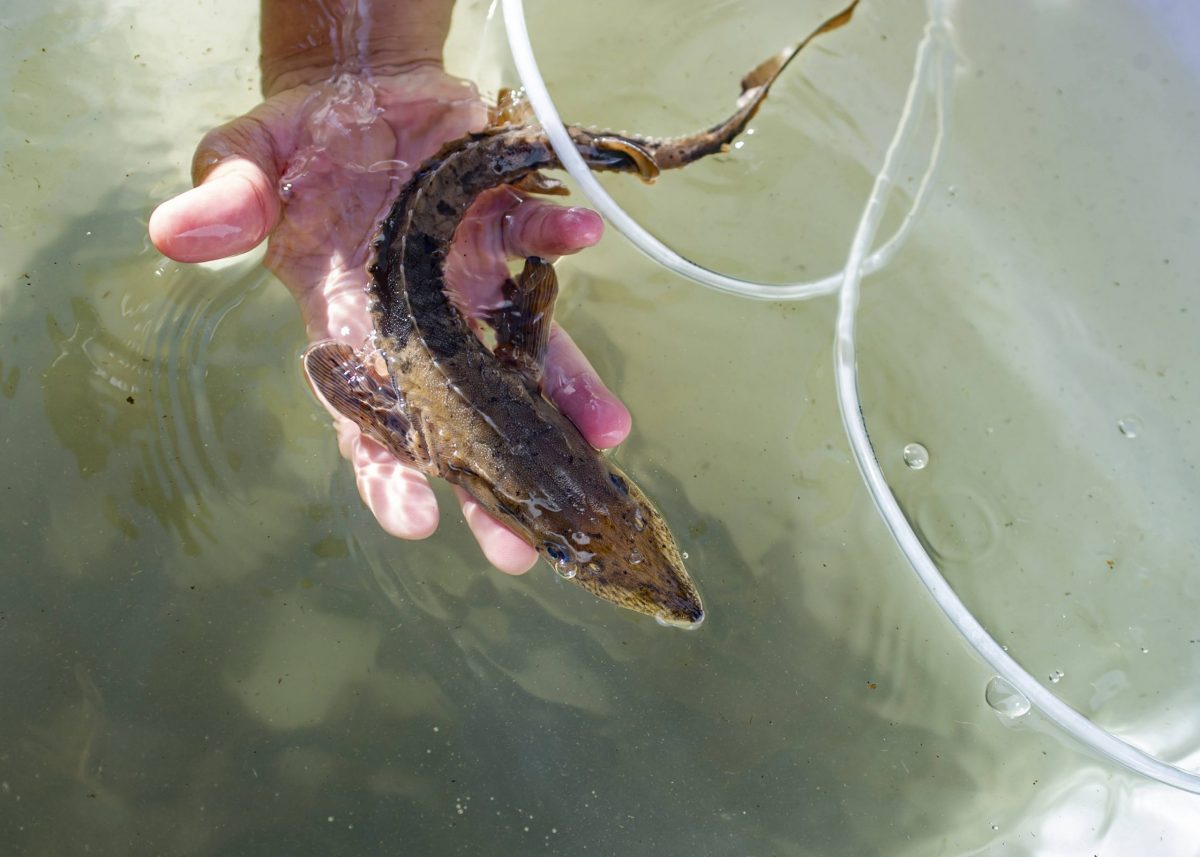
[2, 0, 1200, 854]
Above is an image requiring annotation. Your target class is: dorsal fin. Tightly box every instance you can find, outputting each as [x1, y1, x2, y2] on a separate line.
[490, 256, 559, 389]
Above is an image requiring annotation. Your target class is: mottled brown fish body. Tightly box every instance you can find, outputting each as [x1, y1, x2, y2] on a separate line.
[303, 2, 858, 625]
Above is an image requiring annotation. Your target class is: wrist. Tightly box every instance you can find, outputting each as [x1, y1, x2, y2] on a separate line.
[262, 47, 445, 97]
[260, 0, 453, 96]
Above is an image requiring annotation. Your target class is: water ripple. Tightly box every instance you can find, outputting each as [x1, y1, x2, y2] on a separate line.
[43, 255, 268, 557]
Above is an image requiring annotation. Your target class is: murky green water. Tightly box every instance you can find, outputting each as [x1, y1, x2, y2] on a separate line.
[3, 0, 1199, 854]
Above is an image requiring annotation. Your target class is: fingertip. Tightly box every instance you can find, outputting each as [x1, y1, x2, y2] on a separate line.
[147, 200, 178, 257]
[148, 192, 215, 261]
[584, 396, 633, 449]
[555, 206, 604, 251]
[493, 545, 539, 576]
[506, 202, 604, 259]
[454, 487, 538, 575]
[386, 497, 440, 541]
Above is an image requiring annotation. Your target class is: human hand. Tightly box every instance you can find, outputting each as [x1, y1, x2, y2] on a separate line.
[148, 62, 631, 574]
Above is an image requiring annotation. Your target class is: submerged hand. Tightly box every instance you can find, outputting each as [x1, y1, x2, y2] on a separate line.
[149, 64, 630, 574]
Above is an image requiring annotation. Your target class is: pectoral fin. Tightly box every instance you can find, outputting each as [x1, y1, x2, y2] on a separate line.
[302, 341, 428, 469]
[491, 256, 558, 388]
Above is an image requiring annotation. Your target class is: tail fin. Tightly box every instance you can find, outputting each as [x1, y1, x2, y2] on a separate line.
[647, 0, 859, 171]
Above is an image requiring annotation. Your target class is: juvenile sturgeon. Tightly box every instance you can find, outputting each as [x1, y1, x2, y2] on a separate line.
[303, 1, 858, 626]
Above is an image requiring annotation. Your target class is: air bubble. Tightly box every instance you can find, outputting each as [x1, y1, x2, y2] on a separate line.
[1048, 669, 1064, 684]
[902, 442, 929, 470]
[1117, 416, 1141, 438]
[985, 676, 1031, 719]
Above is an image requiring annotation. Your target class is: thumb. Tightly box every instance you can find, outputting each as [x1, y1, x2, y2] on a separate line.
[149, 106, 287, 263]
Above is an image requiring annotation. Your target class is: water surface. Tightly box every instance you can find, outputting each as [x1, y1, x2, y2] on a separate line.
[2, 0, 1199, 854]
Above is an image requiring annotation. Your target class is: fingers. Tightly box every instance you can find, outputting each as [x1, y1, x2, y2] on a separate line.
[446, 189, 604, 316]
[349, 429, 537, 574]
[494, 199, 629, 448]
[453, 488, 539, 575]
[543, 326, 632, 449]
[449, 324, 629, 573]
[342, 423, 440, 541]
[501, 200, 603, 260]
[344, 424, 538, 575]
[448, 325, 628, 574]
[149, 111, 286, 263]
[444, 188, 627, 449]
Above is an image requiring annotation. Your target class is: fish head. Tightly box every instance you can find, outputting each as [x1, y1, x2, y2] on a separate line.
[531, 464, 704, 629]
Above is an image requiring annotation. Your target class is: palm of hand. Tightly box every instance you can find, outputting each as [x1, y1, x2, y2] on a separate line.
[150, 65, 627, 574]
[254, 70, 483, 341]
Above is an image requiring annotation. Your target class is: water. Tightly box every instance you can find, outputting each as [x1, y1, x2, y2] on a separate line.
[3, 0, 1200, 854]
[985, 676, 1032, 721]
[1117, 415, 1142, 439]
[902, 441, 929, 470]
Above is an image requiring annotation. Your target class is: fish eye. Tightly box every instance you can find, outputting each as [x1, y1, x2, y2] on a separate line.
[609, 473, 629, 495]
[544, 543, 569, 564]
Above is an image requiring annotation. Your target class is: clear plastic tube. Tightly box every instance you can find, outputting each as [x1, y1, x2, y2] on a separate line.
[501, 0, 1200, 793]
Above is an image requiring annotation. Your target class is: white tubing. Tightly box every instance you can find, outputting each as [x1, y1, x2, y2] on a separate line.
[501, 0, 1200, 793]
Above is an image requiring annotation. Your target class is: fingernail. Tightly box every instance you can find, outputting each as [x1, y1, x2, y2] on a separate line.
[176, 222, 244, 241]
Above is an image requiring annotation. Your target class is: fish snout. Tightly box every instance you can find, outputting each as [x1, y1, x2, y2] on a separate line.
[654, 591, 705, 629]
